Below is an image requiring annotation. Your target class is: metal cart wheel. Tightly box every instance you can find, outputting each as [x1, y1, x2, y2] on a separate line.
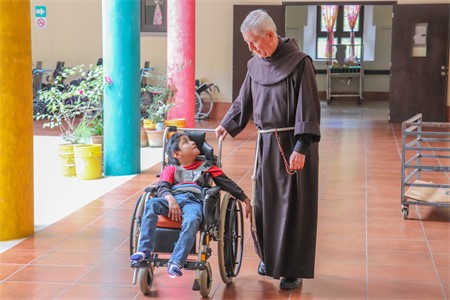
[129, 193, 149, 256]
[217, 193, 244, 284]
[401, 205, 409, 219]
[198, 263, 212, 297]
[137, 266, 154, 295]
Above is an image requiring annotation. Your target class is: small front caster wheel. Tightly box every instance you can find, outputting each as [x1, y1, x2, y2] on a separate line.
[137, 267, 154, 295]
[401, 207, 409, 219]
[198, 264, 212, 297]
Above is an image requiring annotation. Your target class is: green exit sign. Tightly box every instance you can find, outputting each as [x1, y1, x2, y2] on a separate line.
[35, 6, 46, 18]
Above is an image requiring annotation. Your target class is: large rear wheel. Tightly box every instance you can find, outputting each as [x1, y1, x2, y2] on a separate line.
[194, 92, 203, 120]
[217, 193, 244, 284]
[129, 193, 149, 256]
[195, 90, 213, 120]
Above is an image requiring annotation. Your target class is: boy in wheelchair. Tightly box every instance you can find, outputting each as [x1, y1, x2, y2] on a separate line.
[131, 132, 251, 278]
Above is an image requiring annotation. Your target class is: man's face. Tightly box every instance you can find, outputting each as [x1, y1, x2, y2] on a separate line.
[242, 30, 277, 58]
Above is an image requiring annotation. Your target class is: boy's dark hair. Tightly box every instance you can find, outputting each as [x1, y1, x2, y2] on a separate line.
[166, 133, 186, 165]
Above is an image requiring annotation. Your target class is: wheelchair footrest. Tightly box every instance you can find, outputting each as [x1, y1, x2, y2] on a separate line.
[130, 260, 151, 268]
[184, 261, 207, 270]
[131, 257, 207, 271]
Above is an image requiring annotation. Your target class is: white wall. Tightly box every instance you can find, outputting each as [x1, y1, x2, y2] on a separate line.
[31, 1, 103, 68]
[30, 0, 450, 105]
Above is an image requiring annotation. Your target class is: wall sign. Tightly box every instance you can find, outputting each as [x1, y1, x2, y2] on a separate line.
[35, 6, 47, 29]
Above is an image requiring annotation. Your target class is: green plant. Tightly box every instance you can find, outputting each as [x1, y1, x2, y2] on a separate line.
[36, 64, 107, 143]
[71, 119, 95, 143]
[89, 116, 103, 136]
[142, 70, 176, 124]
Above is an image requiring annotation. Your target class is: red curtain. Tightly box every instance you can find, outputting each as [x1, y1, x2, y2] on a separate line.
[322, 5, 339, 60]
[345, 5, 361, 59]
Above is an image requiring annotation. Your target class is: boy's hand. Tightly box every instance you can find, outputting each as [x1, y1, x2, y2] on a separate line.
[166, 196, 181, 221]
[243, 198, 252, 219]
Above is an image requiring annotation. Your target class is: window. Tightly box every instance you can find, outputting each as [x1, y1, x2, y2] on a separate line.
[316, 6, 364, 59]
[141, 0, 167, 33]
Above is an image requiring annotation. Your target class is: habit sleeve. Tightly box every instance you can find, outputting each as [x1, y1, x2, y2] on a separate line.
[220, 73, 254, 137]
[293, 57, 321, 154]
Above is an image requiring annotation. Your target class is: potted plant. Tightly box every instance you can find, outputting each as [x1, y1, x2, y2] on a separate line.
[36, 64, 106, 144]
[36, 64, 106, 176]
[89, 115, 104, 145]
[143, 71, 175, 128]
[141, 70, 176, 147]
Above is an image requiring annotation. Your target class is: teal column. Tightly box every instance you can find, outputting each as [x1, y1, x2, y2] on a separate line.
[102, 0, 140, 175]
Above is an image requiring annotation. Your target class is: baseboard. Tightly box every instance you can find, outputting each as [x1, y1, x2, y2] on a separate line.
[319, 91, 389, 102]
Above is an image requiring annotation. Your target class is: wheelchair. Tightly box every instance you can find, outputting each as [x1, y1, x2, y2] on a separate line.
[130, 127, 245, 297]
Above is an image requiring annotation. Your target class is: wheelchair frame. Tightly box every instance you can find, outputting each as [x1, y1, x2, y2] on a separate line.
[129, 127, 245, 297]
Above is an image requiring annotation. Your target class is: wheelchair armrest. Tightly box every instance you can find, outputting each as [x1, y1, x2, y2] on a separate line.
[144, 184, 157, 193]
[203, 186, 221, 226]
[205, 186, 221, 196]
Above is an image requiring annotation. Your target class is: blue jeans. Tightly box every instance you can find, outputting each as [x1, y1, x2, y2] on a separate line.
[137, 192, 203, 266]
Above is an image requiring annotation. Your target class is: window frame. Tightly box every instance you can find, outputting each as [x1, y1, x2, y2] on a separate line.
[316, 5, 364, 59]
[140, 0, 167, 33]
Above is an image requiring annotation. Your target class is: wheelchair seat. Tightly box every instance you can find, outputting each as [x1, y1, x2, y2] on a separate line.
[157, 215, 182, 229]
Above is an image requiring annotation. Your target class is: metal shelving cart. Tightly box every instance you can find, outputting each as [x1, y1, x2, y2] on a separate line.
[326, 44, 364, 104]
[401, 113, 450, 219]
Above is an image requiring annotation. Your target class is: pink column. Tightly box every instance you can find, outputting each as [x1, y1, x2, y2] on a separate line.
[167, 0, 195, 127]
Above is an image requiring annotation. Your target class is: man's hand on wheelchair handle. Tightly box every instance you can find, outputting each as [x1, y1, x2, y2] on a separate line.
[166, 195, 181, 221]
[215, 125, 228, 140]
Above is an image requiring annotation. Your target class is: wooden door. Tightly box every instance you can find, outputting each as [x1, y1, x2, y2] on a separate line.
[232, 5, 285, 100]
[389, 4, 449, 122]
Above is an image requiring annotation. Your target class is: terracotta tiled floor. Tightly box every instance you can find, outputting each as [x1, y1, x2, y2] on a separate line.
[1, 100, 449, 299]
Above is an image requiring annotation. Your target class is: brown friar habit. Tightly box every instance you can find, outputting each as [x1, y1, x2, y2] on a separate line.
[220, 37, 321, 279]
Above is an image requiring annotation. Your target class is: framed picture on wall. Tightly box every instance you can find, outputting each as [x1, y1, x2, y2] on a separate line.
[141, 0, 167, 33]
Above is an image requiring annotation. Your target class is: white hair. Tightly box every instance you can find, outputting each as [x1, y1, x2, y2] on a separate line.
[240, 9, 277, 37]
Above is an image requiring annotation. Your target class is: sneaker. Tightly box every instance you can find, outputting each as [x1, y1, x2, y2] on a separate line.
[130, 251, 150, 262]
[257, 261, 266, 276]
[167, 262, 183, 278]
